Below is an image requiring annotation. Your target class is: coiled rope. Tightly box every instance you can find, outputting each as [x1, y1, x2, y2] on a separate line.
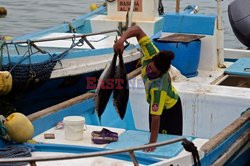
[0, 145, 31, 166]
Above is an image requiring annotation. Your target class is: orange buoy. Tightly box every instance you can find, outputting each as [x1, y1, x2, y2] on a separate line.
[0, 7, 7, 16]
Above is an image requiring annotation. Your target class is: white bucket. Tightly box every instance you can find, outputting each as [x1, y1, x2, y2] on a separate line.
[63, 116, 86, 141]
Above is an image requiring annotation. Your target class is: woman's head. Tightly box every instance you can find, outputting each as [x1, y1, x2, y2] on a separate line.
[149, 50, 175, 77]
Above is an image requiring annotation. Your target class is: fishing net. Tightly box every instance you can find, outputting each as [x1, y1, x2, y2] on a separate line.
[2, 60, 56, 85]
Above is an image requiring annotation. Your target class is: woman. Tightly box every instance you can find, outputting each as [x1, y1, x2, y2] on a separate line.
[113, 25, 183, 152]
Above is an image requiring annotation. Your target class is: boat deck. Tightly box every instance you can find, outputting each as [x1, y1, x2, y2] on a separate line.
[33, 125, 125, 148]
[32, 125, 133, 165]
[33, 125, 208, 165]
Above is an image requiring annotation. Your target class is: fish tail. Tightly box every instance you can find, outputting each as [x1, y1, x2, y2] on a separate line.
[113, 99, 127, 119]
[98, 116, 102, 125]
[113, 99, 122, 119]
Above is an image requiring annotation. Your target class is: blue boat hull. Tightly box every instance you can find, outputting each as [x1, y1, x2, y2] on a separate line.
[0, 60, 138, 115]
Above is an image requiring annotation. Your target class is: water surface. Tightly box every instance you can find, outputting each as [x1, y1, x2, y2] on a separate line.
[0, 0, 246, 49]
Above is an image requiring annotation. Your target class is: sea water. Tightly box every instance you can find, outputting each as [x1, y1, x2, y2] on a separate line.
[0, 0, 246, 49]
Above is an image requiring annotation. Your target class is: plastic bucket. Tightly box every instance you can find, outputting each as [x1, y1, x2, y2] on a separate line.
[153, 39, 201, 77]
[63, 116, 86, 141]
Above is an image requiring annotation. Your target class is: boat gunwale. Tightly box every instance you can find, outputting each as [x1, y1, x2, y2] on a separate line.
[200, 109, 250, 153]
[212, 130, 250, 166]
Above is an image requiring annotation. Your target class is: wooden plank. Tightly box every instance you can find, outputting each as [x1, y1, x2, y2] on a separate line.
[157, 34, 205, 43]
[28, 67, 142, 121]
[212, 130, 250, 166]
[28, 93, 95, 121]
[127, 66, 142, 79]
[176, 0, 180, 13]
[211, 74, 228, 85]
[201, 109, 250, 153]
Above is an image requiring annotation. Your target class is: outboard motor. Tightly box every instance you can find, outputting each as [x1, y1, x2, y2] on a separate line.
[228, 0, 250, 48]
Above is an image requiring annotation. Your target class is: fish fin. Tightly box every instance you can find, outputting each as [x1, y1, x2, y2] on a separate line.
[96, 64, 110, 92]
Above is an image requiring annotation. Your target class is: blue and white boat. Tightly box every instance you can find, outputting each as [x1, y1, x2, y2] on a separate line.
[0, 0, 249, 165]
[0, 68, 248, 166]
[0, 0, 199, 115]
[0, 1, 166, 115]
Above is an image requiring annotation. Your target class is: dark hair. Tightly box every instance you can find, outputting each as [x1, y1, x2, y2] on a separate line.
[152, 50, 174, 74]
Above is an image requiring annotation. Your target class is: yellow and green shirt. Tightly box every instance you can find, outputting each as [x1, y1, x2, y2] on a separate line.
[139, 36, 179, 116]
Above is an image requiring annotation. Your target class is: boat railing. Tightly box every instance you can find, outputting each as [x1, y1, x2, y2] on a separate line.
[1, 29, 131, 63]
[1, 28, 132, 68]
[4, 29, 123, 48]
[0, 137, 188, 166]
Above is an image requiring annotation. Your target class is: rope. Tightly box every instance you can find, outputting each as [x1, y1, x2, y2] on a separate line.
[158, 0, 164, 15]
[13, 43, 20, 55]
[64, 22, 76, 33]
[182, 139, 201, 166]
[0, 145, 31, 166]
[52, 36, 85, 61]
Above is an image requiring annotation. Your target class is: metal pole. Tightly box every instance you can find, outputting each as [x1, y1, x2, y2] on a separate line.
[128, 0, 135, 27]
[176, 0, 180, 13]
[216, 0, 225, 68]
[129, 151, 139, 166]
[82, 36, 95, 49]
[5, 29, 120, 45]
[0, 137, 186, 164]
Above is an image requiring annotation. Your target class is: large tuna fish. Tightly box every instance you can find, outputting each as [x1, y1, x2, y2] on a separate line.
[113, 53, 129, 119]
[95, 53, 118, 117]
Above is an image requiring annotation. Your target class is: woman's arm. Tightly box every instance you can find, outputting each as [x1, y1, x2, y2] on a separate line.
[113, 25, 147, 56]
[143, 115, 160, 152]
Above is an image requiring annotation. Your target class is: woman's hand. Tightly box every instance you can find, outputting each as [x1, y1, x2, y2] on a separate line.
[113, 25, 147, 56]
[143, 142, 156, 152]
[113, 38, 125, 56]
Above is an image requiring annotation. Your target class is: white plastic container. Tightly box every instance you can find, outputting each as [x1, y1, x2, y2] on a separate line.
[63, 116, 86, 141]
